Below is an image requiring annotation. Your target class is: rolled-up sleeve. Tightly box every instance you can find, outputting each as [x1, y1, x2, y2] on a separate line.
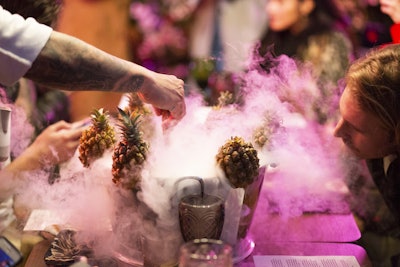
[0, 6, 52, 86]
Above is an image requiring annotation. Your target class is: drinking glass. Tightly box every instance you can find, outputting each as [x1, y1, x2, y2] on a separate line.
[140, 233, 183, 267]
[178, 194, 224, 242]
[179, 238, 232, 267]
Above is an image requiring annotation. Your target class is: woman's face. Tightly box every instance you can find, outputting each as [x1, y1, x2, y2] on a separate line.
[333, 86, 395, 159]
[266, 0, 312, 33]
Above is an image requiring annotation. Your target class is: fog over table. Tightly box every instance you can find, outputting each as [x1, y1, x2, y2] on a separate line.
[7, 52, 354, 265]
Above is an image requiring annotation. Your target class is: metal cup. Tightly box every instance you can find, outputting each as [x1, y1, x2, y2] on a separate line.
[179, 194, 224, 242]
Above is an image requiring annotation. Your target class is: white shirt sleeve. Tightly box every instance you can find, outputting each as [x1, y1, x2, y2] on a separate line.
[0, 6, 53, 86]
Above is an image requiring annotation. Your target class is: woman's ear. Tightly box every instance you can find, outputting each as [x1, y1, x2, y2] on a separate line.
[299, 0, 315, 16]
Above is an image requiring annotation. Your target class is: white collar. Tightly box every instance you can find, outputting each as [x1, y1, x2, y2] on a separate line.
[383, 154, 398, 176]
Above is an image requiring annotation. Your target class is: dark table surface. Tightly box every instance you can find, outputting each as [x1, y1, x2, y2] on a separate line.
[250, 212, 361, 243]
[24, 164, 366, 266]
[24, 211, 369, 267]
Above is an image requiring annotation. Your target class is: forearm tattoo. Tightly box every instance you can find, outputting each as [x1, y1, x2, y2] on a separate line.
[25, 32, 144, 93]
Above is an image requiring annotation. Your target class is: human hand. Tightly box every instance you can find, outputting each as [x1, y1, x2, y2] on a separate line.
[138, 71, 186, 122]
[380, 0, 400, 23]
[26, 119, 87, 168]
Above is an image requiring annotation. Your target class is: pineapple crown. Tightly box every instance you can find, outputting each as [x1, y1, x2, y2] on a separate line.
[213, 90, 244, 110]
[127, 93, 143, 108]
[127, 93, 152, 115]
[91, 108, 110, 130]
[117, 107, 144, 143]
[217, 91, 235, 108]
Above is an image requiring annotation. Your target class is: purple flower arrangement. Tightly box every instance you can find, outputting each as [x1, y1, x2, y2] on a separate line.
[128, 1, 191, 79]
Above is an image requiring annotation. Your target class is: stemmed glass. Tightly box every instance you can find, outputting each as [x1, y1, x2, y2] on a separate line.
[179, 238, 233, 267]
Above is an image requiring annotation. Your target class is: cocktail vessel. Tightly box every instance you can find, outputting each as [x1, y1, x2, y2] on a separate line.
[177, 176, 225, 242]
[111, 163, 265, 266]
[175, 166, 266, 264]
[179, 238, 233, 267]
[72, 103, 269, 266]
[232, 165, 266, 263]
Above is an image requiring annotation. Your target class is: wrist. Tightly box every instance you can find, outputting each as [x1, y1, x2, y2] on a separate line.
[124, 62, 150, 94]
[137, 69, 156, 96]
[0, 170, 18, 200]
[7, 146, 43, 172]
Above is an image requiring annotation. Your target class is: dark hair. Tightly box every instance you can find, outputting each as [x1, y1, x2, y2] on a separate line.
[258, 0, 347, 57]
[311, 0, 346, 30]
[0, 0, 62, 26]
[346, 44, 400, 148]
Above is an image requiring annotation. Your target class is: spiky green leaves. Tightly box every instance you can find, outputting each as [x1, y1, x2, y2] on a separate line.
[79, 108, 116, 167]
[112, 108, 149, 190]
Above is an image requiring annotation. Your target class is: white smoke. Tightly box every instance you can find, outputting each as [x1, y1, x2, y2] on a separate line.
[8, 52, 354, 263]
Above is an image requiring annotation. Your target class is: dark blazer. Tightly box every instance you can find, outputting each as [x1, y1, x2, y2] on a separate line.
[366, 157, 400, 235]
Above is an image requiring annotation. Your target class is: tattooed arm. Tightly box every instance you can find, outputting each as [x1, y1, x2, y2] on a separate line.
[24, 31, 186, 119]
[0, 6, 185, 120]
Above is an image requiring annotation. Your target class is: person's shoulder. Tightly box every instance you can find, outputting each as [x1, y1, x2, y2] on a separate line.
[307, 30, 353, 55]
[323, 29, 354, 54]
[312, 29, 351, 44]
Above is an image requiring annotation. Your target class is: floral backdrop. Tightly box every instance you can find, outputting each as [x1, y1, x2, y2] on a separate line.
[128, 0, 239, 106]
[128, 0, 194, 79]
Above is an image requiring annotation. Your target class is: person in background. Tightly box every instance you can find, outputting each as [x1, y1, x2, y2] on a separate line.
[333, 0, 392, 57]
[360, 0, 393, 52]
[4, 120, 86, 175]
[0, 118, 88, 211]
[255, 0, 353, 125]
[334, 43, 400, 266]
[197, 0, 267, 105]
[380, 0, 400, 43]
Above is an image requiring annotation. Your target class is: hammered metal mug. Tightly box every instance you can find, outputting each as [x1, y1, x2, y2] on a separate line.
[179, 193, 225, 242]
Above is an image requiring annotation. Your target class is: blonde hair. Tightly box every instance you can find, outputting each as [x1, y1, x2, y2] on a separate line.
[345, 44, 400, 149]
